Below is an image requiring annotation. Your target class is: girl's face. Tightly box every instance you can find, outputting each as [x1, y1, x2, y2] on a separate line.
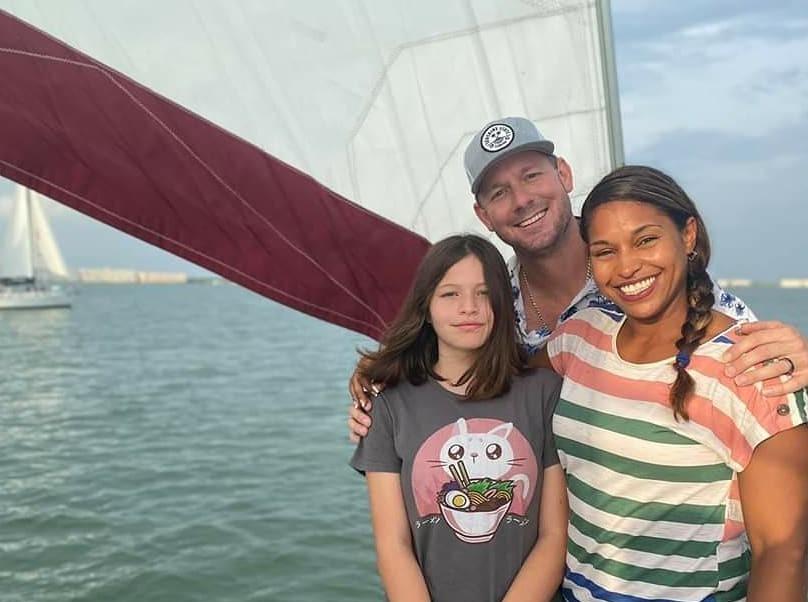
[586, 200, 696, 324]
[428, 254, 494, 358]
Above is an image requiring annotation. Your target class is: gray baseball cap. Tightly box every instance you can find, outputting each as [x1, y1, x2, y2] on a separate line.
[464, 116, 555, 195]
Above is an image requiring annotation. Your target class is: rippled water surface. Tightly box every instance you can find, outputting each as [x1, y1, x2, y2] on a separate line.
[1, 284, 806, 601]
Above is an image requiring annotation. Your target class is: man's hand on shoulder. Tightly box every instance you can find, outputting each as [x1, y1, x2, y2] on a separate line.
[722, 321, 808, 396]
[348, 362, 382, 443]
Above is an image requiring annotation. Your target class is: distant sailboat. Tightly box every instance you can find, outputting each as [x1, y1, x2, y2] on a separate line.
[0, 186, 71, 309]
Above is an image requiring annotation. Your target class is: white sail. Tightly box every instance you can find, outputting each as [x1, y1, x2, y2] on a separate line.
[0, 0, 623, 254]
[29, 191, 70, 280]
[0, 185, 34, 280]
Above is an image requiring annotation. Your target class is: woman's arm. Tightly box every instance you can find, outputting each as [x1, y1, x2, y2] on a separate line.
[503, 464, 568, 602]
[366, 472, 431, 602]
[739, 425, 808, 602]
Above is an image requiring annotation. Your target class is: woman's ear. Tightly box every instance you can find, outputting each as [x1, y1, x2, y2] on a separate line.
[683, 216, 698, 254]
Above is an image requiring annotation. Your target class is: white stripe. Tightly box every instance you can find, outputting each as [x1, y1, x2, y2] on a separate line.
[559, 336, 772, 471]
[553, 412, 723, 469]
[565, 551, 714, 602]
[569, 522, 714, 575]
[559, 378, 731, 458]
[561, 451, 732, 507]
[567, 488, 724, 543]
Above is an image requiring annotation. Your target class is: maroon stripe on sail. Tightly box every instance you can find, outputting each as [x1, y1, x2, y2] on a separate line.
[0, 10, 430, 340]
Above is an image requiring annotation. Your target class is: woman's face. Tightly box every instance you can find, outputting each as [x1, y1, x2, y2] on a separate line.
[428, 254, 494, 358]
[586, 200, 696, 324]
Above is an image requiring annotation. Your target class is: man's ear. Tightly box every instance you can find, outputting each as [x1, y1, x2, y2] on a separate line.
[556, 157, 574, 194]
[473, 201, 495, 232]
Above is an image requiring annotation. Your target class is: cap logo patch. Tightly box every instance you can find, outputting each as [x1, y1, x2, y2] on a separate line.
[480, 123, 514, 153]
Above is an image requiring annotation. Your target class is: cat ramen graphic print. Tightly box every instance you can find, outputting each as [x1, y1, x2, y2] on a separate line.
[412, 417, 538, 544]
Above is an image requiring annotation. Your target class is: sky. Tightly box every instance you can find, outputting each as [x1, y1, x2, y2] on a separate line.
[1, 0, 806, 281]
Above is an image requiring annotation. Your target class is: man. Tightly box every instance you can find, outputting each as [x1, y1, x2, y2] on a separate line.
[349, 116, 808, 439]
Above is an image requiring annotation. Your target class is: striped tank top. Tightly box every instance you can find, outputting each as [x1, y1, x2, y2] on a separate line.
[546, 308, 808, 602]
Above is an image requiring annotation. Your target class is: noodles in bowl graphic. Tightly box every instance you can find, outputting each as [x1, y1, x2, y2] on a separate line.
[437, 460, 515, 543]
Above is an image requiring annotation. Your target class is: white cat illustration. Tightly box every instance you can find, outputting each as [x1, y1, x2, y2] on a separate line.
[434, 418, 531, 501]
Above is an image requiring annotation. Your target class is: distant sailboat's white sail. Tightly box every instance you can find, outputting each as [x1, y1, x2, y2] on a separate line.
[29, 191, 70, 280]
[0, 186, 33, 280]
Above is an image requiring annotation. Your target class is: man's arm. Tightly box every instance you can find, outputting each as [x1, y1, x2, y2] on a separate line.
[366, 472, 431, 602]
[739, 425, 808, 601]
[503, 464, 568, 602]
[722, 321, 808, 396]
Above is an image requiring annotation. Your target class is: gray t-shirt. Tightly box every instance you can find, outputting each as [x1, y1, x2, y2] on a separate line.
[351, 370, 561, 602]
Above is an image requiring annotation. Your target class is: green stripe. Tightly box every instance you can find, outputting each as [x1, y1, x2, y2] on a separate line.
[714, 575, 748, 602]
[569, 510, 716, 558]
[567, 537, 717, 587]
[557, 435, 732, 482]
[557, 397, 697, 445]
[567, 474, 726, 525]
[718, 548, 751, 581]
[795, 388, 808, 423]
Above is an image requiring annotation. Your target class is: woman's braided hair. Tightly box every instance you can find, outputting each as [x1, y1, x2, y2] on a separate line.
[580, 165, 713, 421]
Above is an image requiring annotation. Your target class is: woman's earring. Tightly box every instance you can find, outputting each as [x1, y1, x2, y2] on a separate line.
[687, 250, 698, 262]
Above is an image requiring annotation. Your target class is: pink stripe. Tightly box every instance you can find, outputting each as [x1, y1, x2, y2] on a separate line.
[558, 352, 755, 467]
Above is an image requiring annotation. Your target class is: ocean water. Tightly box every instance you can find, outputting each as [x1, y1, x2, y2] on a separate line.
[1, 284, 806, 601]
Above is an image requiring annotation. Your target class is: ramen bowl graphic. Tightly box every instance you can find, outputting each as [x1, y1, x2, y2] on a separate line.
[437, 473, 515, 544]
[440, 496, 513, 543]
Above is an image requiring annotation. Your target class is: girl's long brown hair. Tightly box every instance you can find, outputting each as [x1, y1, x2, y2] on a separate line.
[359, 234, 526, 400]
[580, 165, 713, 421]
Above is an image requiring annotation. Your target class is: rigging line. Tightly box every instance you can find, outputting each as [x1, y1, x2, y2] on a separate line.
[346, 4, 588, 144]
[0, 44, 389, 327]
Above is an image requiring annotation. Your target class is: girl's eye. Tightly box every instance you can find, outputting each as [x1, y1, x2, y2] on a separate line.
[478, 289, 489, 296]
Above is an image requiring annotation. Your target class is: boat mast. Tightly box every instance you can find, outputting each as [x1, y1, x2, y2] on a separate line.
[25, 187, 36, 281]
[596, 0, 625, 168]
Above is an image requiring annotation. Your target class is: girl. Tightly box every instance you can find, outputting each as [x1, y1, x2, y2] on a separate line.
[350, 234, 568, 602]
[544, 165, 808, 601]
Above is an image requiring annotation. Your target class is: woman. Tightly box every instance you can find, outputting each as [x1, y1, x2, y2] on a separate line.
[350, 234, 568, 602]
[543, 165, 808, 601]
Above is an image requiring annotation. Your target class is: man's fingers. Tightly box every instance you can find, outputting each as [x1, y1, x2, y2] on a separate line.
[722, 323, 793, 364]
[349, 415, 369, 438]
[350, 403, 372, 427]
[733, 360, 789, 387]
[349, 373, 374, 409]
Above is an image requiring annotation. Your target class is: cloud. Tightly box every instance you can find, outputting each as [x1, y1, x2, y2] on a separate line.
[617, 13, 808, 154]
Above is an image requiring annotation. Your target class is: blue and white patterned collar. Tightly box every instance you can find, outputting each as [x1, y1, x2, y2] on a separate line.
[506, 255, 756, 356]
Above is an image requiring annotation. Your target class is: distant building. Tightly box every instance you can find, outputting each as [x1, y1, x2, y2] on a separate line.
[780, 279, 808, 288]
[78, 268, 188, 284]
[716, 278, 753, 288]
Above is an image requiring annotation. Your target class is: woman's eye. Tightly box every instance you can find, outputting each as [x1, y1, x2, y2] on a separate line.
[477, 289, 489, 296]
[638, 236, 657, 246]
[592, 249, 613, 257]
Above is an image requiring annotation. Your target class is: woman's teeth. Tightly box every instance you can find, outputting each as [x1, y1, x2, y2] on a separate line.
[619, 276, 656, 296]
[516, 209, 547, 227]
